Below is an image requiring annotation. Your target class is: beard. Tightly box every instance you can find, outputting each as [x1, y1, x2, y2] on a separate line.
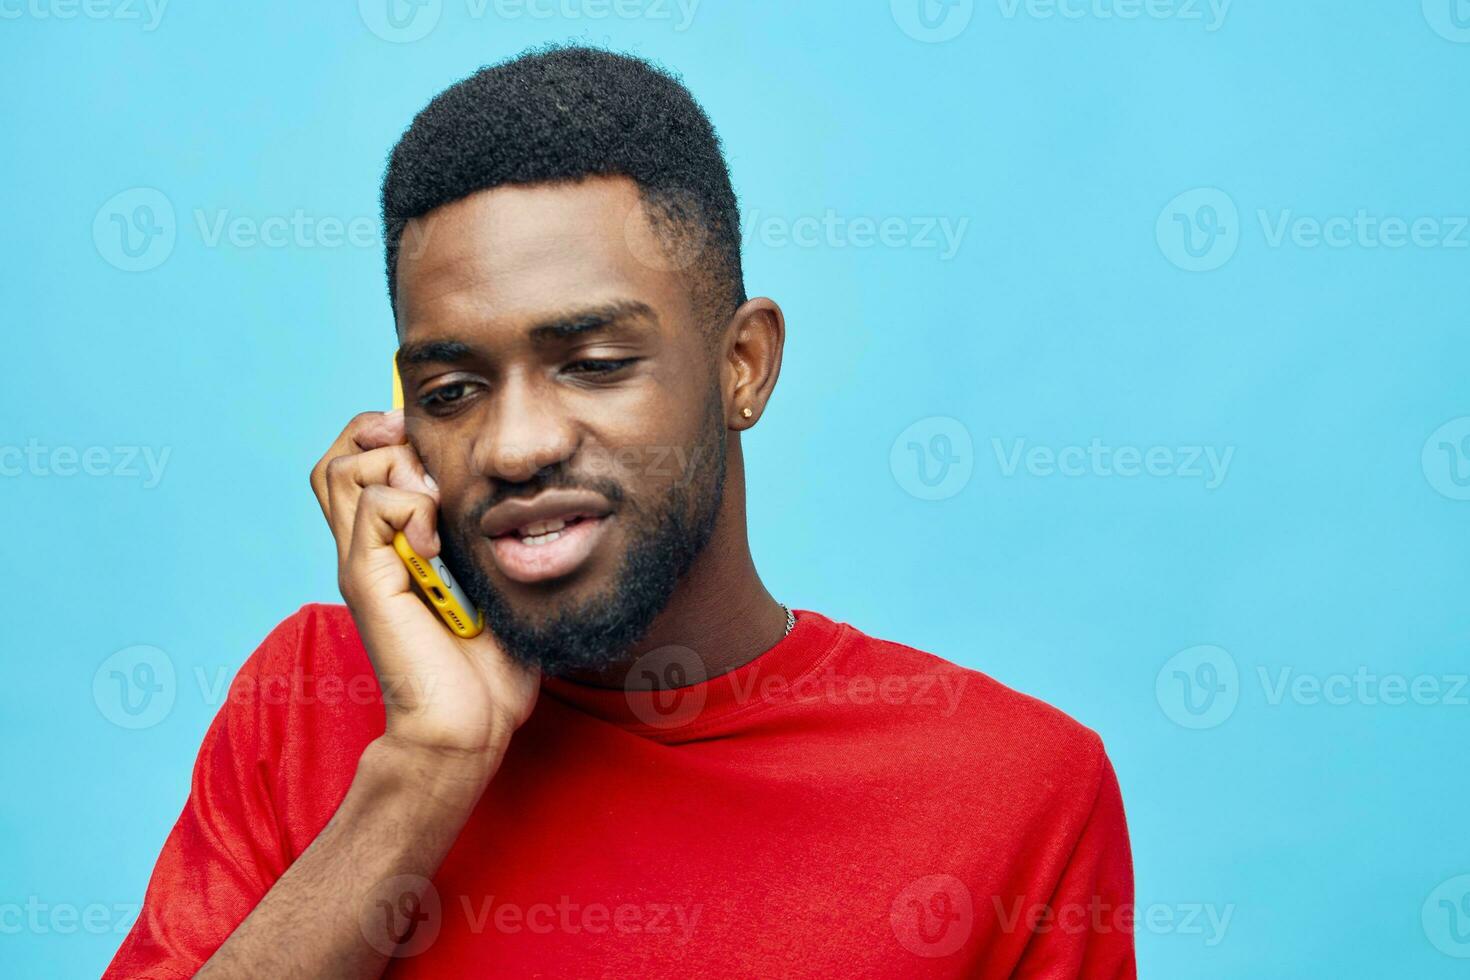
[436, 396, 727, 677]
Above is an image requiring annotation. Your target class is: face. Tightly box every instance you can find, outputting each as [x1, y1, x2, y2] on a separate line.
[394, 176, 727, 676]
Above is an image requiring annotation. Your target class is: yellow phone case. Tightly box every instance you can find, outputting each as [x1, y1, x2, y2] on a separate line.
[392, 532, 484, 639]
[392, 355, 483, 639]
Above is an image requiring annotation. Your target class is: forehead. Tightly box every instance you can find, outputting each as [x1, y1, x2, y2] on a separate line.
[393, 175, 694, 338]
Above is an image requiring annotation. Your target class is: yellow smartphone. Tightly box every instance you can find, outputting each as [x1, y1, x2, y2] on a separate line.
[391, 356, 483, 639]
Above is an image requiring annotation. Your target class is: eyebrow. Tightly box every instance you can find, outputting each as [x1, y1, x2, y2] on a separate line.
[527, 299, 658, 343]
[397, 300, 658, 367]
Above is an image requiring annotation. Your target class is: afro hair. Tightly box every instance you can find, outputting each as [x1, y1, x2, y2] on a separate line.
[381, 45, 746, 328]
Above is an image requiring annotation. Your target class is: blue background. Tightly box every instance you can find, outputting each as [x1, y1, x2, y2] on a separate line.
[3, 1, 1468, 975]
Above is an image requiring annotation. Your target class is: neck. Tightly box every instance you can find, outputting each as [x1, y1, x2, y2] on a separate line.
[564, 438, 788, 689]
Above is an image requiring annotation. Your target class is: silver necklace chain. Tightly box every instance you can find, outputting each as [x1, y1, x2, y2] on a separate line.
[779, 603, 795, 637]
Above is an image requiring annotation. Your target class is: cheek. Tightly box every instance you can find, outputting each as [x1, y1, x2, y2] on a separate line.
[406, 416, 479, 485]
[404, 426, 474, 525]
[595, 413, 714, 497]
[404, 418, 444, 472]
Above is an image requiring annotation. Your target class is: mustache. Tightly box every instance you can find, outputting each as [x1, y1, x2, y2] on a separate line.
[461, 466, 629, 528]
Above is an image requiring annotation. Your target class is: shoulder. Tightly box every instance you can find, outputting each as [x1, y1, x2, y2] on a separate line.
[236, 602, 371, 682]
[820, 615, 1112, 809]
[221, 602, 381, 748]
[214, 603, 382, 852]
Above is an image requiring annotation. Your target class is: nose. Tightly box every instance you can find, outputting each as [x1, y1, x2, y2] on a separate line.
[469, 371, 579, 485]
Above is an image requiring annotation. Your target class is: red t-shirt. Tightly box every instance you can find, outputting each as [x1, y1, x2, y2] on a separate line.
[105, 604, 1135, 978]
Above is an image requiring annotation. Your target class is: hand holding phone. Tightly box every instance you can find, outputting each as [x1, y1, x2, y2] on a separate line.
[391, 356, 484, 638]
[307, 361, 536, 762]
[392, 532, 483, 638]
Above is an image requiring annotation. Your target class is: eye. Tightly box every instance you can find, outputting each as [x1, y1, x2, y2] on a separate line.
[418, 381, 480, 414]
[564, 357, 640, 376]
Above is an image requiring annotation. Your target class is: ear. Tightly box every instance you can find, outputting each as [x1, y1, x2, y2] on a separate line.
[720, 297, 785, 430]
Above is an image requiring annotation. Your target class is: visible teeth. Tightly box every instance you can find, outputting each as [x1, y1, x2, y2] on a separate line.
[520, 517, 568, 537]
[521, 530, 562, 547]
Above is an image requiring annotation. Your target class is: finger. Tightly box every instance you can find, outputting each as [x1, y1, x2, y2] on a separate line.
[339, 485, 440, 604]
[351, 409, 406, 452]
[352, 484, 440, 559]
[309, 410, 407, 523]
[324, 445, 440, 565]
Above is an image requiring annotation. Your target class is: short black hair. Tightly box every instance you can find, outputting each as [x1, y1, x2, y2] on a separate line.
[381, 45, 745, 328]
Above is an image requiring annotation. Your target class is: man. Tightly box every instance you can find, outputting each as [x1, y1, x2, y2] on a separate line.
[106, 46, 1134, 979]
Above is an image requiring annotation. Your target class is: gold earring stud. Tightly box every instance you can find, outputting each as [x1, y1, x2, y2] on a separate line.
[740, 407, 753, 419]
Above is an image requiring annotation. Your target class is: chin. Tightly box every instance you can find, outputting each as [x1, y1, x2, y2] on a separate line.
[494, 573, 619, 622]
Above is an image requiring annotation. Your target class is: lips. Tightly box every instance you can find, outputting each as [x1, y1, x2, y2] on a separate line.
[479, 489, 614, 584]
[489, 515, 611, 584]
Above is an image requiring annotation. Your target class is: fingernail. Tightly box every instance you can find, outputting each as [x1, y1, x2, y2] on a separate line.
[424, 473, 439, 492]
[384, 409, 404, 421]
